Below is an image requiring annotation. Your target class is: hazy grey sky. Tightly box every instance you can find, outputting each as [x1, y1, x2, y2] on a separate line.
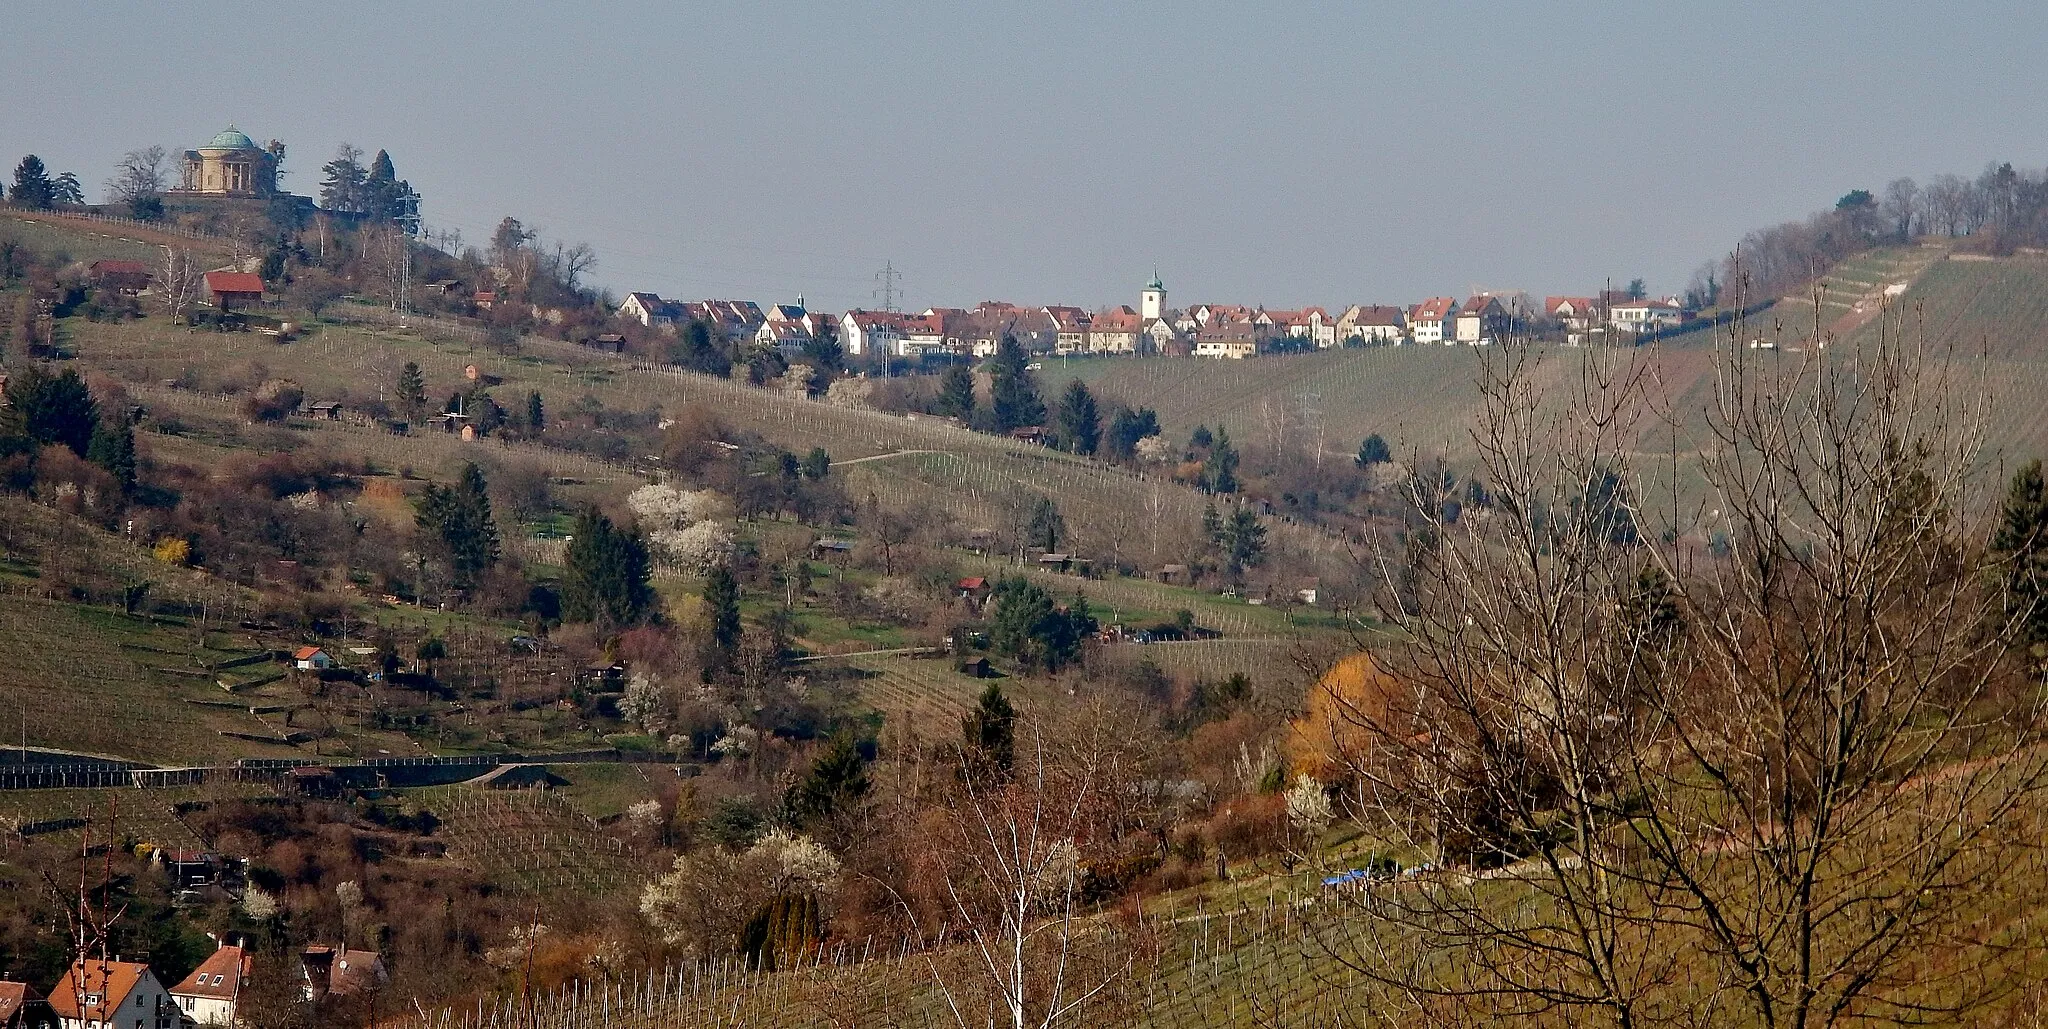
[5, 2, 2043, 312]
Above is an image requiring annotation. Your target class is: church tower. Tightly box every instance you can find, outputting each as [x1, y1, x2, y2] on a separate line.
[1140, 271, 1166, 321]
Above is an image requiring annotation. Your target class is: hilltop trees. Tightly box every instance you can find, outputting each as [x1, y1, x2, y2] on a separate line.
[105, 147, 167, 219]
[319, 144, 368, 213]
[988, 334, 1044, 432]
[10, 155, 54, 209]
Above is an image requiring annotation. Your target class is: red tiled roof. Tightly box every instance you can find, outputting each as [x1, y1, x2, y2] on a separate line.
[293, 646, 324, 660]
[204, 271, 265, 295]
[1458, 295, 1501, 316]
[1346, 305, 1404, 326]
[0, 982, 41, 1024]
[1546, 296, 1596, 316]
[173, 945, 250, 1001]
[1411, 297, 1457, 321]
[49, 960, 151, 1022]
[957, 577, 987, 590]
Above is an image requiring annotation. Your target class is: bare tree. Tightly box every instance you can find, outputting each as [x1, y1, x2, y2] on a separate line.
[916, 721, 1133, 1029]
[1313, 312, 2048, 1027]
[104, 146, 167, 205]
[158, 247, 202, 324]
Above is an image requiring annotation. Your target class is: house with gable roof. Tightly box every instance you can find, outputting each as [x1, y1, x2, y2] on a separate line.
[1043, 306, 1092, 354]
[1455, 295, 1509, 344]
[1088, 307, 1143, 353]
[0, 982, 55, 1029]
[49, 959, 179, 1029]
[618, 291, 679, 329]
[170, 941, 251, 1028]
[1409, 297, 1458, 343]
[1337, 304, 1406, 344]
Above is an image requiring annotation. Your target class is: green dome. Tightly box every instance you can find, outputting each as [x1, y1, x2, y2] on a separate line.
[206, 126, 257, 150]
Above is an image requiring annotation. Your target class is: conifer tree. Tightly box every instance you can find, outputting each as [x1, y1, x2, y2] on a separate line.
[525, 390, 544, 433]
[88, 417, 136, 495]
[1204, 426, 1239, 493]
[937, 362, 976, 421]
[9, 155, 54, 209]
[395, 362, 426, 421]
[0, 366, 97, 456]
[988, 334, 1044, 432]
[702, 565, 743, 655]
[786, 730, 871, 826]
[961, 682, 1015, 772]
[563, 506, 654, 628]
[1993, 459, 2048, 648]
[1027, 497, 1064, 553]
[1056, 379, 1100, 455]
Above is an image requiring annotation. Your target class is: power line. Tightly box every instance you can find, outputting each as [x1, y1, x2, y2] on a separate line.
[874, 261, 901, 313]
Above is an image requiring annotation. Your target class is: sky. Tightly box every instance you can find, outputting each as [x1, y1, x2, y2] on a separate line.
[4, 2, 2045, 314]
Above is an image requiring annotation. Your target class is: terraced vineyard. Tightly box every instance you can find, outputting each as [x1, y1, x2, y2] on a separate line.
[0, 783, 278, 851]
[413, 786, 645, 895]
[0, 595, 295, 765]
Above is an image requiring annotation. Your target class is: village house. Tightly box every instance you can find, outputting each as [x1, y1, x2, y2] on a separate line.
[0, 982, 55, 1029]
[617, 291, 678, 329]
[1409, 297, 1458, 343]
[49, 959, 180, 1029]
[202, 271, 264, 311]
[1193, 320, 1260, 359]
[680, 300, 766, 342]
[1545, 296, 1601, 331]
[1087, 307, 1143, 353]
[755, 321, 813, 357]
[292, 646, 332, 671]
[1144, 317, 1182, 354]
[1337, 304, 1406, 344]
[300, 946, 386, 1004]
[1043, 306, 1092, 354]
[1454, 295, 1509, 344]
[169, 941, 250, 1028]
[1302, 307, 1339, 348]
[1608, 298, 1684, 335]
[839, 310, 904, 357]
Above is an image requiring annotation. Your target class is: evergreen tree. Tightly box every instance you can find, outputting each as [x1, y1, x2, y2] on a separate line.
[1056, 379, 1100, 455]
[670, 319, 731, 377]
[800, 447, 831, 481]
[1105, 405, 1160, 460]
[988, 334, 1044, 432]
[1027, 497, 1064, 553]
[562, 506, 655, 628]
[1356, 433, 1392, 466]
[1204, 427, 1239, 493]
[0, 366, 97, 456]
[786, 731, 871, 826]
[318, 144, 368, 213]
[87, 417, 136, 495]
[526, 390, 545, 433]
[1993, 459, 2048, 648]
[988, 577, 1092, 673]
[395, 362, 427, 421]
[364, 150, 401, 218]
[414, 463, 500, 590]
[702, 565, 743, 654]
[961, 682, 1016, 773]
[937, 363, 976, 421]
[1201, 501, 1223, 545]
[9, 155, 53, 209]
[1222, 506, 1267, 574]
[1190, 424, 1213, 449]
[50, 171, 84, 207]
[802, 323, 843, 372]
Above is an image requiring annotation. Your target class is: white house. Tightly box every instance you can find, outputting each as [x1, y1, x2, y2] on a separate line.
[171, 943, 250, 1028]
[1302, 307, 1339, 348]
[50, 960, 180, 1029]
[617, 292, 676, 329]
[840, 311, 903, 357]
[1454, 295, 1508, 344]
[1409, 297, 1457, 344]
[1608, 299, 1683, 335]
[756, 321, 812, 357]
[293, 646, 332, 671]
